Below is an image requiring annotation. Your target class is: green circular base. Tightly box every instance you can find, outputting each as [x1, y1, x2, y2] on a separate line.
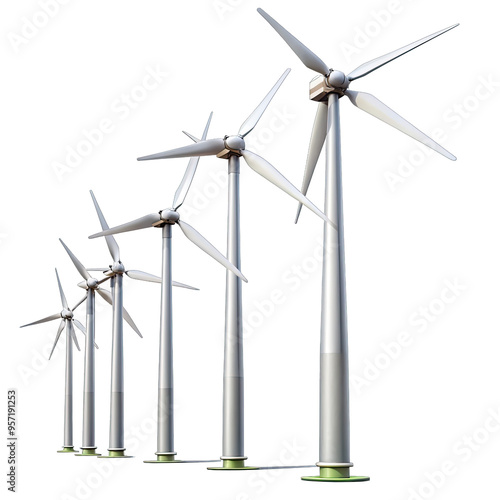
[75, 449, 101, 457]
[302, 475, 370, 482]
[144, 459, 184, 463]
[58, 447, 76, 453]
[99, 450, 133, 458]
[208, 459, 259, 470]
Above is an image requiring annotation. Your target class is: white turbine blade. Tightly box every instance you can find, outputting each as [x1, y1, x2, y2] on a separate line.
[172, 281, 199, 291]
[125, 270, 161, 283]
[177, 220, 248, 283]
[183, 131, 200, 143]
[89, 213, 161, 239]
[71, 295, 87, 312]
[257, 8, 330, 76]
[73, 319, 98, 349]
[59, 239, 91, 281]
[295, 102, 328, 224]
[348, 24, 459, 81]
[137, 138, 225, 161]
[96, 288, 142, 338]
[21, 312, 61, 328]
[68, 321, 81, 352]
[86, 268, 109, 272]
[54, 268, 68, 309]
[345, 90, 456, 160]
[90, 190, 121, 262]
[241, 150, 337, 228]
[238, 69, 291, 138]
[172, 112, 213, 210]
[48, 320, 66, 360]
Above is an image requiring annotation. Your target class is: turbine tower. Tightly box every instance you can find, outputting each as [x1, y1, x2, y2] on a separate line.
[258, 8, 457, 481]
[89, 114, 247, 464]
[20, 269, 87, 453]
[88, 191, 194, 459]
[59, 239, 139, 456]
[135, 71, 333, 470]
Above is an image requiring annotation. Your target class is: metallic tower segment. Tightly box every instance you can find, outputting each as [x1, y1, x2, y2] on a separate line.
[221, 156, 247, 467]
[107, 274, 126, 456]
[258, 7, 458, 482]
[77, 288, 101, 456]
[155, 224, 177, 462]
[318, 93, 351, 476]
[63, 321, 74, 450]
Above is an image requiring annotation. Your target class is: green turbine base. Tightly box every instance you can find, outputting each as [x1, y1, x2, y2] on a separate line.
[208, 459, 259, 470]
[302, 466, 369, 482]
[57, 447, 76, 453]
[75, 448, 101, 457]
[144, 454, 183, 463]
[99, 450, 133, 458]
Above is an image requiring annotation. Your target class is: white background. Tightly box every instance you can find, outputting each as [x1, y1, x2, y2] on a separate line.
[2, 0, 499, 499]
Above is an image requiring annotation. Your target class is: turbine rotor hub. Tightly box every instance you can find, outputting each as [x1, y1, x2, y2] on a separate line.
[87, 278, 99, 289]
[111, 262, 125, 274]
[224, 135, 245, 152]
[160, 209, 180, 224]
[61, 309, 73, 319]
[327, 69, 348, 89]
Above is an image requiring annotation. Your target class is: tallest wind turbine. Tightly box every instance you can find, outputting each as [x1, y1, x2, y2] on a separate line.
[258, 8, 457, 482]
[137, 70, 333, 470]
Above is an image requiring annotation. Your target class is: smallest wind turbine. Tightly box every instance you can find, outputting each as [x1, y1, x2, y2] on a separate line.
[20, 269, 88, 453]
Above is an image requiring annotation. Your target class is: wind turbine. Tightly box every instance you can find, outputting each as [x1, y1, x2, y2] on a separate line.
[258, 8, 458, 482]
[135, 71, 334, 470]
[20, 269, 87, 453]
[89, 113, 248, 464]
[88, 191, 195, 459]
[59, 239, 137, 456]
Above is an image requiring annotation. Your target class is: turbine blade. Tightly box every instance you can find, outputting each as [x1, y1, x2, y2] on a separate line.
[68, 321, 80, 352]
[241, 150, 337, 228]
[257, 8, 330, 76]
[172, 111, 213, 210]
[54, 268, 68, 309]
[137, 138, 225, 161]
[90, 190, 121, 262]
[86, 268, 109, 272]
[20, 312, 61, 328]
[238, 69, 291, 137]
[89, 213, 161, 239]
[345, 90, 456, 160]
[172, 281, 199, 291]
[177, 220, 248, 283]
[295, 102, 328, 224]
[72, 318, 86, 335]
[96, 288, 142, 338]
[48, 320, 66, 360]
[73, 319, 98, 349]
[71, 295, 88, 312]
[125, 270, 162, 283]
[183, 131, 200, 143]
[59, 239, 91, 281]
[348, 24, 459, 81]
